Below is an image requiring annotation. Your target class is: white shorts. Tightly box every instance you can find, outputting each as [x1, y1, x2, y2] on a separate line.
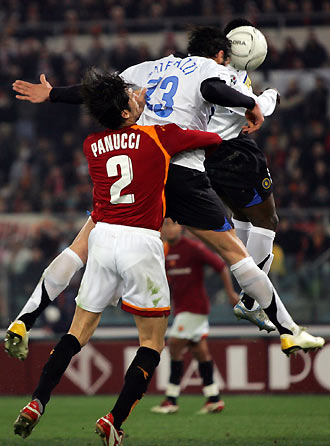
[75, 223, 170, 316]
[168, 312, 209, 342]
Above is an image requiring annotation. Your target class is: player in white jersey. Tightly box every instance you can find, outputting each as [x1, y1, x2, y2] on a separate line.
[8, 27, 324, 361]
[205, 19, 281, 330]
[121, 54, 231, 172]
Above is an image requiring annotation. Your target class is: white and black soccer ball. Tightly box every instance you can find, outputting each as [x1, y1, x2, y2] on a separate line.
[227, 26, 268, 72]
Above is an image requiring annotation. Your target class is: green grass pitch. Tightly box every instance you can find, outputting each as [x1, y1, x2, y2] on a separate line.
[0, 395, 329, 446]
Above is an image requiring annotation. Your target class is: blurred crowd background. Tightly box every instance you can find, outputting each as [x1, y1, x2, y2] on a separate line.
[0, 0, 329, 331]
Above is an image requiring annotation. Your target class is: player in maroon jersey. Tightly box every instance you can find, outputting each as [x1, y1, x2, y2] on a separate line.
[151, 219, 239, 414]
[12, 68, 222, 446]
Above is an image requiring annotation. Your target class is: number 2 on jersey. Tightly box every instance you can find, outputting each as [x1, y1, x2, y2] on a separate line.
[146, 76, 178, 118]
[107, 155, 135, 204]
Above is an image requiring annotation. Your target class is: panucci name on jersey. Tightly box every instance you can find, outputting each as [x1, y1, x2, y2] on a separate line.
[91, 133, 141, 157]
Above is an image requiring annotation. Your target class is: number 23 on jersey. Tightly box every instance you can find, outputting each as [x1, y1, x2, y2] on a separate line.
[145, 76, 179, 118]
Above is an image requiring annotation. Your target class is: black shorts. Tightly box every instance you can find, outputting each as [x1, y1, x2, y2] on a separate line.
[165, 164, 233, 230]
[204, 134, 273, 209]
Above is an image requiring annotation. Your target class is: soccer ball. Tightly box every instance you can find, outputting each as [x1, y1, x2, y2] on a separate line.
[227, 26, 268, 72]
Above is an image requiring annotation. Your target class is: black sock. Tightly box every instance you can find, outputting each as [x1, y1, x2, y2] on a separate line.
[198, 360, 214, 387]
[19, 280, 52, 331]
[264, 293, 292, 335]
[33, 334, 81, 409]
[166, 360, 183, 405]
[199, 361, 219, 402]
[111, 347, 160, 430]
[169, 360, 183, 385]
[241, 293, 255, 310]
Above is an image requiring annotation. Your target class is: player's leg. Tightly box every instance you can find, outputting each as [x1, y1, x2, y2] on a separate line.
[239, 194, 278, 274]
[152, 312, 214, 415]
[187, 225, 288, 327]
[166, 165, 324, 353]
[189, 338, 225, 414]
[97, 315, 167, 444]
[233, 195, 278, 308]
[14, 222, 118, 439]
[13, 306, 101, 439]
[231, 216, 252, 246]
[220, 196, 277, 331]
[101, 315, 167, 429]
[187, 226, 324, 354]
[95, 224, 170, 444]
[5, 217, 94, 360]
[205, 136, 277, 325]
[165, 164, 272, 331]
[167, 337, 188, 402]
[151, 336, 188, 414]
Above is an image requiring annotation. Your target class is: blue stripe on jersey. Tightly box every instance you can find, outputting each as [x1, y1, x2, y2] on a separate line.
[243, 73, 248, 84]
[245, 188, 263, 207]
[212, 216, 233, 232]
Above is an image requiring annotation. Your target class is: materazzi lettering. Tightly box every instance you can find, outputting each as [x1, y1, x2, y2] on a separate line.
[91, 133, 140, 157]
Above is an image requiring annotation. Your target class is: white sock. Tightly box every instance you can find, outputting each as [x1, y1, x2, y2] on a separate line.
[202, 383, 219, 398]
[230, 257, 298, 334]
[246, 226, 275, 274]
[17, 248, 84, 319]
[165, 383, 181, 398]
[241, 226, 275, 310]
[232, 219, 252, 246]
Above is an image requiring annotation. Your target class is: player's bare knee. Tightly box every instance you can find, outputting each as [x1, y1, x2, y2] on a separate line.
[251, 213, 279, 231]
[139, 339, 164, 354]
[168, 338, 185, 359]
[69, 242, 88, 265]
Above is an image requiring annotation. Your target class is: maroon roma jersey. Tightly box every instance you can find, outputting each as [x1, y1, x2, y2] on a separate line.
[84, 124, 221, 231]
[165, 236, 226, 315]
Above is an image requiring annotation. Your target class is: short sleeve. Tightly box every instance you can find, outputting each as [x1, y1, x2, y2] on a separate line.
[199, 59, 231, 86]
[121, 61, 154, 88]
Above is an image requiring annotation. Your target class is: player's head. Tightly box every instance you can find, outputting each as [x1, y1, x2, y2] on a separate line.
[81, 67, 142, 129]
[224, 18, 253, 36]
[162, 218, 183, 244]
[187, 26, 231, 63]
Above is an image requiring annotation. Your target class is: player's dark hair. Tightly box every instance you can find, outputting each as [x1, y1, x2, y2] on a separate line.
[224, 19, 253, 36]
[187, 26, 231, 61]
[81, 67, 131, 129]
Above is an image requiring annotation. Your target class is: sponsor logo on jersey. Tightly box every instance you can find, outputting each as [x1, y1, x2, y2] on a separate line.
[167, 267, 192, 275]
[244, 75, 252, 89]
[262, 178, 272, 189]
[167, 254, 180, 260]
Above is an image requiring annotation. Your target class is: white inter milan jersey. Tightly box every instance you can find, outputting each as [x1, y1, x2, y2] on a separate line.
[121, 55, 230, 171]
[208, 64, 278, 140]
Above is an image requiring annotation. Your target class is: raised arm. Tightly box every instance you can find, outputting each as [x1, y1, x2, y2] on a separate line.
[13, 74, 83, 104]
[200, 77, 264, 134]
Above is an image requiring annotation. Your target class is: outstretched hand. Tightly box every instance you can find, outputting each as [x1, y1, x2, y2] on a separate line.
[242, 103, 264, 134]
[12, 74, 53, 103]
